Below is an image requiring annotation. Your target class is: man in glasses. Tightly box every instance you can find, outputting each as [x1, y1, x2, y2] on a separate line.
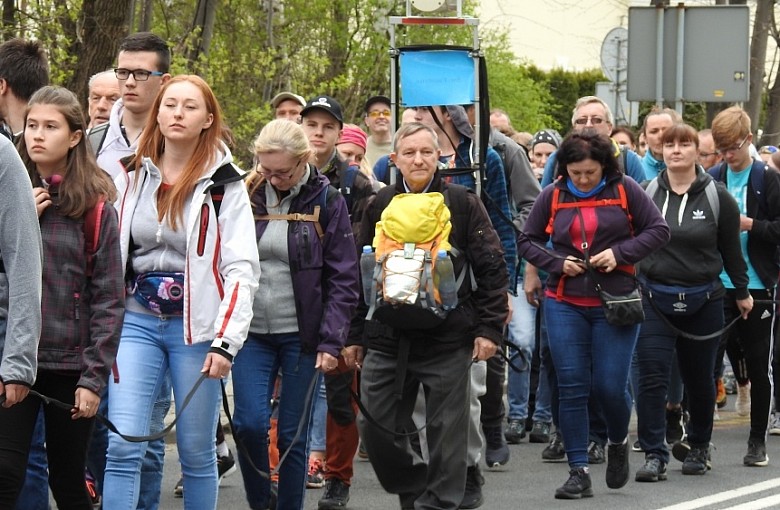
[708, 106, 780, 469]
[698, 129, 722, 171]
[540, 96, 646, 186]
[363, 95, 393, 169]
[95, 32, 171, 179]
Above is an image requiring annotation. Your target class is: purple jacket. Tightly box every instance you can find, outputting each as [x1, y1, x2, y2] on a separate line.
[520, 174, 670, 299]
[250, 166, 360, 357]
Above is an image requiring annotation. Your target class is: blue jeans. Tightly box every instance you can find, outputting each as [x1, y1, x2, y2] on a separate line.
[544, 298, 639, 468]
[103, 311, 221, 510]
[86, 374, 171, 510]
[232, 332, 317, 510]
[15, 407, 49, 510]
[534, 303, 555, 424]
[636, 296, 723, 462]
[309, 374, 327, 452]
[506, 284, 535, 422]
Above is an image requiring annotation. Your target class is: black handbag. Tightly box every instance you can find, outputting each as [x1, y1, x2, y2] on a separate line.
[575, 207, 644, 327]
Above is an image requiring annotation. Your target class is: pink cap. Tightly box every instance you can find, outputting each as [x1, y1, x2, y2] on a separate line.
[337, 124, 367, 151]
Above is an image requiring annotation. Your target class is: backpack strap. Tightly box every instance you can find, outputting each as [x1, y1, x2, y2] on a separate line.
[704, 179, 720, 227]
[339, 164, 359, 214]
[84, 200, 105, 278]
[206, 163, 245, 218]
[87, 123, 109, 157]
[255, 184, 339, 241]
[545, 181, 632, 236]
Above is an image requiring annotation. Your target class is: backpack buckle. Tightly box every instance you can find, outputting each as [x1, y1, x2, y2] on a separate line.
[403, 242, 415, 259]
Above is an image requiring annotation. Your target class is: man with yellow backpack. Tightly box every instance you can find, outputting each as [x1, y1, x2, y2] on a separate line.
[354, 122, 508, 510]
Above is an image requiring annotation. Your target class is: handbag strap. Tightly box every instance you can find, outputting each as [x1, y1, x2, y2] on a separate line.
[574, 207, 638, 291]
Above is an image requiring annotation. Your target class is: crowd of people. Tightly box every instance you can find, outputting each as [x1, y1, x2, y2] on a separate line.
[0, 29, 778, 510]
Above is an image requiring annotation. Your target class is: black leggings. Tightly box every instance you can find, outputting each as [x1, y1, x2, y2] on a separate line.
[0, 371, 95, 509]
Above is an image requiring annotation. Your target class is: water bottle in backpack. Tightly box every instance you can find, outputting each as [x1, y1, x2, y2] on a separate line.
[435, 249, 458, 310]
[360, 245, 376, 306]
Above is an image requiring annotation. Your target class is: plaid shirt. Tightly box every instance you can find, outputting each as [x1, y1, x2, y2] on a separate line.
[39, 201, 124, 395]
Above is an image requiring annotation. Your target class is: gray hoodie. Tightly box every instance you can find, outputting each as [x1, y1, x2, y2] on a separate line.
[0, 135, 42, 386]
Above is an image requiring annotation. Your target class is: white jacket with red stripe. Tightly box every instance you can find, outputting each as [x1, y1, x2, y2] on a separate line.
[113, 146, 260, 358]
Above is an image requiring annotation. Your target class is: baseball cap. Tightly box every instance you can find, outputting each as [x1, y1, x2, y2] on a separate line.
[270, 92, 306, 109]
[364, 95, 390, 113]
[301, 95, 344, 125]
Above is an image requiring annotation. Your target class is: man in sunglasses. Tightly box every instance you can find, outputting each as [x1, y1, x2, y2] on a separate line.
[540, 96, 646, 187]
[363, 95, 393, 170]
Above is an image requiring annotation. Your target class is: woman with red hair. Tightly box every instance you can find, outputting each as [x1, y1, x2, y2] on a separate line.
[103, 75, 260, 510]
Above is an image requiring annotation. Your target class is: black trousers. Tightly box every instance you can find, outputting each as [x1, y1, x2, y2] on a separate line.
[0, 371, 95, 509]
[722, 288, 776, 440]
[359, 342, 471, 510]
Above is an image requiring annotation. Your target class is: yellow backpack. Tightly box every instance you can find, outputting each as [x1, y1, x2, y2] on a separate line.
[366, 191, 468, 329]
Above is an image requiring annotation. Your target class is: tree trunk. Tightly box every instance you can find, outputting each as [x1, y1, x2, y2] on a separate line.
[2, 0, 15, 40]
[186, 0, 218, 67]
[746, 0, 772, 140]
[138, 0, 153, 32]
[65, 0, 132, 110]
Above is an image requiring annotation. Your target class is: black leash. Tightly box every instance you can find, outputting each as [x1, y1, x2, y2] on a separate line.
[15, 372, 209, 442]
[220, 370, 319, 481]
[346, 357, 475, 438]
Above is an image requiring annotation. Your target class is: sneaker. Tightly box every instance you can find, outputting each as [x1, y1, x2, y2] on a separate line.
[529, 421, 551, 444]
[665, 407, 684, 444]
[713, 405, 721, 421]
[459, 465, 485, 509]
[357, 440, 369, 461]
[682, 446, 712, 475]
[632, 440, 643, 452]
[542, 431, 566, 462]
[744, 439, 769, 467]
[671, 439, 690, 463]
[606, 440, 630, 489]
[217, 450, 237, 484]
[173, 477, 183, 498]
[587, 440, 605, 464]
[736, 382, 751, 417]
[504, 419, 526, 444]
[318, 478, 350, 509]
[769, 413, 780, 435]
[723, 371, 737, 394]
[85, 469, 101, 507]
[716, 378, 727, 409]
[307, 457, 325, 488]
[554, 467, 593, 500]
[483, 425, 510, 468]
[635, 457, 667, 482]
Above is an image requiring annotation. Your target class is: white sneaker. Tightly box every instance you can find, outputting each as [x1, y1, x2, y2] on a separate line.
[736, 382, 751, 417]
[769, 413, 780, 436]
[713, 405, 721, 421]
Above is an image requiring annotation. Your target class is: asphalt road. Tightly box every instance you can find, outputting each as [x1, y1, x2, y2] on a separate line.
[150, 398, 780, 510]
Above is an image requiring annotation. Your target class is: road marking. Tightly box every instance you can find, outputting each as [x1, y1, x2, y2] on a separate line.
[723, 494, 780, 510]
[656, 478, 780, 510]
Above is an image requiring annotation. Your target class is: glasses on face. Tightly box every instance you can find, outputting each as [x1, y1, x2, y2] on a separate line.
[114, 68, 164, 81]
[256, 158, 302, 180]
[366, 110, 391, 119]
[574, 116, 605, 126]
[699, 151, 717, 158]
[717, 134, 750, 155]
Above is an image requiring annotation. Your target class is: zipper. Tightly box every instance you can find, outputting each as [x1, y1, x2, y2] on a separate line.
[302, 226, 311, 265]
[74, 292, 81, 320]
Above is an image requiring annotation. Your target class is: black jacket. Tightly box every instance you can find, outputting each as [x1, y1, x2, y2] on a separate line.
[709, 161, 780, 289]
[356, 172, 508, 354]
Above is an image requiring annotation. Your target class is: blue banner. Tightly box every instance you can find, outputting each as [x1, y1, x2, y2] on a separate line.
[400, 50, 475, 107]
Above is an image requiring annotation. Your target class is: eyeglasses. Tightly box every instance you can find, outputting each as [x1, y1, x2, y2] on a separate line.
[574, 116, 605, 126]
[256, 158, 303, 180]
[716, 134, 750, 155]
[698, 151, 718, 158]
[114, 68, 164, 81]
[366, 110, 391, 119]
